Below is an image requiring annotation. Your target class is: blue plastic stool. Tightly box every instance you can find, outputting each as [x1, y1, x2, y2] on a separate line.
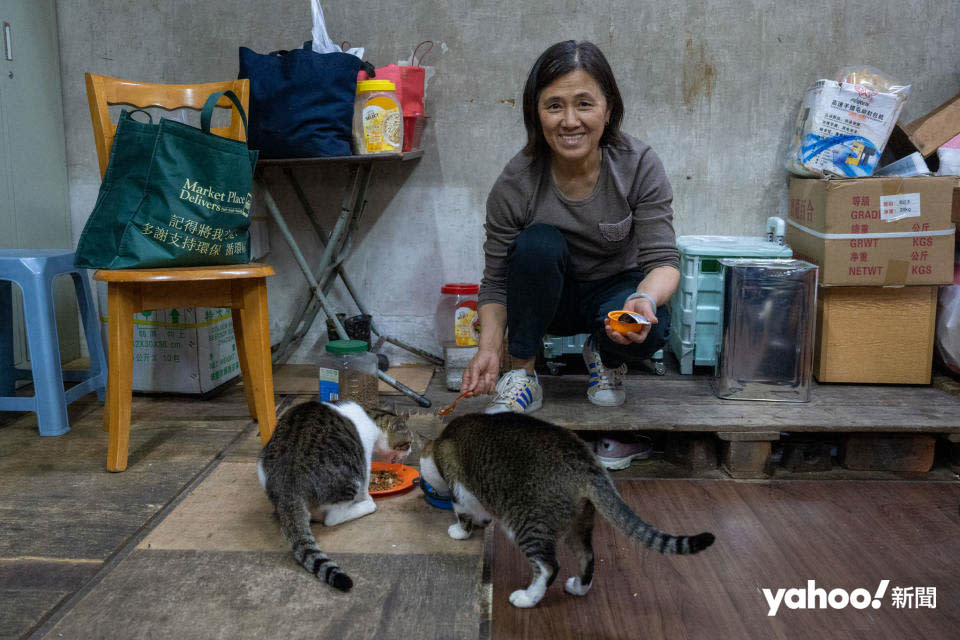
[0, 250, 107, 436]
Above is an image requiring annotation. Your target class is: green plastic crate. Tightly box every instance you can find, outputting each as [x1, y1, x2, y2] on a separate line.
[669, 233, 792, 374]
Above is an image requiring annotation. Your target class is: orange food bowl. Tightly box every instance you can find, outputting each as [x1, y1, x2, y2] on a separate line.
[369, 462, 419, 497]
[607, 310, 651, 335]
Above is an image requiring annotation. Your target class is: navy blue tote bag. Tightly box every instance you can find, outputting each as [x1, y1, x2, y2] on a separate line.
[238, 43, 373, 158]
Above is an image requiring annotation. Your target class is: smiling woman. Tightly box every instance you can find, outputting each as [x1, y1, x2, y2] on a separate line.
[461, 41, 680, 464]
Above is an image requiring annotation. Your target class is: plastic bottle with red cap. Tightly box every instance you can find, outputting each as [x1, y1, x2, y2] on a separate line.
[436, 283, 479, 347]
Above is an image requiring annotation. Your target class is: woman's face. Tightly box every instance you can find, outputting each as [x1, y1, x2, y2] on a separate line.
[537, 68, 610, 167]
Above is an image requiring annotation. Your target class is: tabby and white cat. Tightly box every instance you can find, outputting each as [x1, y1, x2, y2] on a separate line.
[418, 412, 715, 608]
[257, 400, 412, 591]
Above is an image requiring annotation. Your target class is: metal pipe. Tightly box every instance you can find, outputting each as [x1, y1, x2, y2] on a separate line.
[258, 180, 348, 345]
[378, 369, 431, 407]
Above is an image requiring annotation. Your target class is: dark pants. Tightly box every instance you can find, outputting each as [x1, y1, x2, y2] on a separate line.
[506, 224, 670, 368]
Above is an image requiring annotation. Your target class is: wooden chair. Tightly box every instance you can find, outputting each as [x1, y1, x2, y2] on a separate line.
[85, 73, 276, 471]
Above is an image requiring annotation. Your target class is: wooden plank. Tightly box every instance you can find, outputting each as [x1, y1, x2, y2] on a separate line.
[0, 559, 101, 640]
[419, 375, 960, 432]
[717, 431, 781, 441]
[0, 417, 252, 559]
[489, 479, 960, 639]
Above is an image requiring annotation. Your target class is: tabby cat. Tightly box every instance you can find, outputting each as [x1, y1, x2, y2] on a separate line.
[417, 412, 715, 608]
[257, 400, 412, 591]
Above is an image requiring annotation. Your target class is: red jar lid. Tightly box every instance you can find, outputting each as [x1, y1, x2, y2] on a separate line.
[441, 283, 479, 295]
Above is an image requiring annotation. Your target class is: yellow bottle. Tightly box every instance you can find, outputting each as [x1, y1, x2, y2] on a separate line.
[353, 80, 403, 154]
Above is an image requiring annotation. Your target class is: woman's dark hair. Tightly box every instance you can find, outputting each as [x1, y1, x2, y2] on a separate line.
[521, 40, 625, 157]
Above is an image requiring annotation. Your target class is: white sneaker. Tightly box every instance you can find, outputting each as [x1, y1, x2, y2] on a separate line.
[582, 339, 627, 407]
[484, 369, 543, 414]
[595, 437, 653, 470]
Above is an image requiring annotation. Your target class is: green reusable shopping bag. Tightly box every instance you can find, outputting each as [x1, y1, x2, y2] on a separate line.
[74, 90, 259, 269]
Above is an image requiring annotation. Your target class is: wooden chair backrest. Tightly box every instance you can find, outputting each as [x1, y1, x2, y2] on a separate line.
[84, 73, 250, 179]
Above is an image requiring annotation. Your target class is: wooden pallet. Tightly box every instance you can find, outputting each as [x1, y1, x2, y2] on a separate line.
[420, 370, 960, 479]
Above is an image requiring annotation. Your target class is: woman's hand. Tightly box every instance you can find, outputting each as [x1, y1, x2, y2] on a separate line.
[463, 302, 507, 395]
[461, 348, 501, 396]
[604, 295, 657, 345]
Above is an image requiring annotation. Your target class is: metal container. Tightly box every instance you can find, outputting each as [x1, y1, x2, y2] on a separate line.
[714, 259, 818, 402]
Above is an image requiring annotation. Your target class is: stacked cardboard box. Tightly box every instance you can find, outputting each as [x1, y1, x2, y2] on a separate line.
[786, 176, 956, 383]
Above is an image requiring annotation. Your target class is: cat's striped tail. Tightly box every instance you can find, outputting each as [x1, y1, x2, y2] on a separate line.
[589, 474, 715, 555]
[276, 498, 353, 591]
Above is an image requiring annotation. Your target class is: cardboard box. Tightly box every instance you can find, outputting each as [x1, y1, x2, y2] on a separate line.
[814, 285, 936, 384]
[786, 176, 956, 286]
[96, 282, 240, 394]
[898, 92, 960, 157]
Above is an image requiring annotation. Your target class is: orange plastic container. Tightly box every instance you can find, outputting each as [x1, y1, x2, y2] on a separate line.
[607, 310, 651, 334]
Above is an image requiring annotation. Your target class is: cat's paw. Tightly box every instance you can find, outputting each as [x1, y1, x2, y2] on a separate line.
[355, 499, 377, 518]
[509, 589, 540, 608]
[564, 577, 592, 596]
[447, 523, 471, 540]
[324, 500, 376, 527]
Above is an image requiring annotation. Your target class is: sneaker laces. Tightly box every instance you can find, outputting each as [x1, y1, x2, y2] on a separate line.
[594, 362, 626, 391]
[491, 369, 533, 406]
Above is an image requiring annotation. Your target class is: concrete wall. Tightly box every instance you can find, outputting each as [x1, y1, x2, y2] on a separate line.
[56, 0, 960, 364]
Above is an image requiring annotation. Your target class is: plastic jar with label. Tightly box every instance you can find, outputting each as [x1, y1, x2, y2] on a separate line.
[353, 80, 403, 155]
[436, 283, 480, 347]
[318, 340, 379, 407]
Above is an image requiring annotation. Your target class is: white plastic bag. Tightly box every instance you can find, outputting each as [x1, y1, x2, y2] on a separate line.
[935, 148, 960, 177]
[310, 0, 364, 59]
[874, 152, 931, 177]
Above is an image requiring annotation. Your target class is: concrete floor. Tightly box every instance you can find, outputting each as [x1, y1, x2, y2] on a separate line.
[3, 368, 959, 640]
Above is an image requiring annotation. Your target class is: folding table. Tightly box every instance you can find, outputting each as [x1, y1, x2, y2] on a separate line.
[255, 150, 440, 407]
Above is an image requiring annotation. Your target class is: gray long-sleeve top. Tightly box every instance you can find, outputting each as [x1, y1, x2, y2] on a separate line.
[478, 133, 680, 307]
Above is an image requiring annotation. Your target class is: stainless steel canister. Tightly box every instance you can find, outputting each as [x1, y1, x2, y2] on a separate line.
[713, 259, 819, 402]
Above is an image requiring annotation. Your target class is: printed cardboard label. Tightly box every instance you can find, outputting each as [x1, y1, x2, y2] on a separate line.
[881, 193, 921, 222]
